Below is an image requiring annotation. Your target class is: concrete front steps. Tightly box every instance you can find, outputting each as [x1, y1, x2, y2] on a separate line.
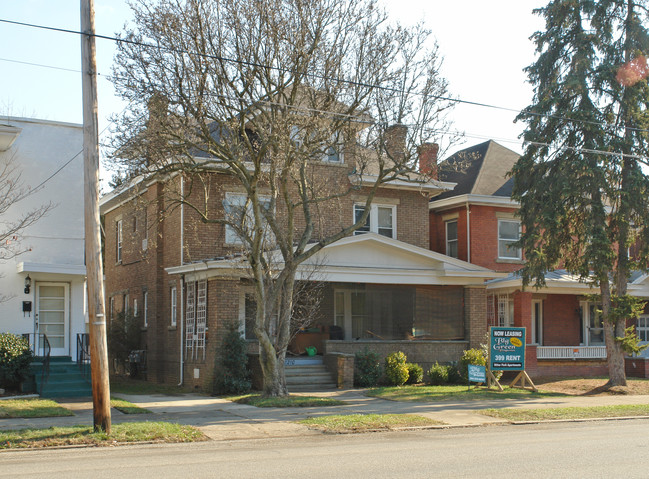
[285, 356, 337, 392]
[30, 356, 92, 398]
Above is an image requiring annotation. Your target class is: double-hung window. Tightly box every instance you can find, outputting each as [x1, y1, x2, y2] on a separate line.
[353, 204, 396, 239]
[323, 132, 343, 163]
[637, 315, 649, 342]
[224, 193, 272, 245]
[446, 220, 458, 258]
[170, 286, 177, 327]
[116, 220, 123, 263]
[498, 219, 521, 260]
[143, 292, 148, 327]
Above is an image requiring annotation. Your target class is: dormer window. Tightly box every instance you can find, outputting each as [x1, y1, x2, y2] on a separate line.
[291, 127, 343, 163]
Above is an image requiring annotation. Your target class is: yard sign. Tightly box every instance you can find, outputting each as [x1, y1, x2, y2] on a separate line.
[490, 327, 526, 371]
[488, 326, 537, 392]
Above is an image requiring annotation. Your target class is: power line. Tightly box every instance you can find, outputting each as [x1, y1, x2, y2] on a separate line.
[0, 16, 619, 134]
[0, 56, 111, 78]
[2, 18, 647, 162]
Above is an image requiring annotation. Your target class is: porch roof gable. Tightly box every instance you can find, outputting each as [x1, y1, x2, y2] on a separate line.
[166, 233, 505, 285]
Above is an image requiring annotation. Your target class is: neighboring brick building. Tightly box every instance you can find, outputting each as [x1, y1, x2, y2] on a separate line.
[101, 135, 502, 389]
[429, 140, 649, 378]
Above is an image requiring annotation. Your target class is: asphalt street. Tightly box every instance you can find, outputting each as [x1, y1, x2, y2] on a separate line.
[2, 419, 649, 478]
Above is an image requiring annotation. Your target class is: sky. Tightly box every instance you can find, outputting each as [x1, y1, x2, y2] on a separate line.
[0, 0, 545, 182]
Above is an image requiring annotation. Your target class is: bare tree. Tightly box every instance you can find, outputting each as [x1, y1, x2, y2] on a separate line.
[109, 0, 456, 396]
[0, 148, 51, 301]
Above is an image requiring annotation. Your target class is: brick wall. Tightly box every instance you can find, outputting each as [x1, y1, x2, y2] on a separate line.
[465, 286, 487, 349]
[544, 294, 581, 346]
[530, 360, 608, 378]
[430, 203, 523, 272]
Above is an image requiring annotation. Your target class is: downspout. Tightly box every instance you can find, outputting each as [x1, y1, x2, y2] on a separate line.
[178, 176, 185, 386]
[466, 201, 471, 263]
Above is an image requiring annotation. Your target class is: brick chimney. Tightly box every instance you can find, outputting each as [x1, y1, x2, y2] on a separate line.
[384, 124, 408, 162]
[418, 142, 439, 179]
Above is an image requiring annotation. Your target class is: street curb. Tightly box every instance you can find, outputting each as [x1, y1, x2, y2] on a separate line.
[509, 415, 649, 426]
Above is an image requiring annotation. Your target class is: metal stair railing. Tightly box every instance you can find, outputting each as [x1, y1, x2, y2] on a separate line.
[76, 333, 91, 382]
[22, 333, 51, 394]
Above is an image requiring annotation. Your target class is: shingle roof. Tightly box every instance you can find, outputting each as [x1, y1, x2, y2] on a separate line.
[435, 140, 520, 200]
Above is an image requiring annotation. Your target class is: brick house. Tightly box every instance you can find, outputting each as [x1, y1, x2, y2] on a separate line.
[429, 140, 649, 378]
[101, 132, 506, 389]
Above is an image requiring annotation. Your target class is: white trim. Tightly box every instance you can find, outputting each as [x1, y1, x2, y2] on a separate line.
[166, 233, 505, 285]
[36, 282, 70, 356]
[497, 219, 522, 260]
[16, 262, 86, 276]
[0, 124, 21, 151]
[353, 174, 456, 193]
[580, 301, 605, 346]
[429, 193, 519, 211]
[537, 345, 606, 359]
[353, 203, 397, 239]
[0, 116, 82, 129]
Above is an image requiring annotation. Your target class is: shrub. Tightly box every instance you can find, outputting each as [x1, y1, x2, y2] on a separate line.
[405, 363, 424, 384]
[427, 362, 449, 385]
[354, 347, 382, 387]
[460, 347, 503, 382]
[459, 348, 485, 381]
[384, 351, 409, 386]
[213, 326, 251, 395]
[0, 333, 34, 390]
[446, 363, 462, 384]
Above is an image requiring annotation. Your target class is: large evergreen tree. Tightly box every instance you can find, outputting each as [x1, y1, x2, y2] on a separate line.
[513, 0, 649, 386]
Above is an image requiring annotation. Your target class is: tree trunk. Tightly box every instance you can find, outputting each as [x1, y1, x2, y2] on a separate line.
[259, 342, 288, 397]
[602, 280, 627, 387]
[605, 320, 627, 387]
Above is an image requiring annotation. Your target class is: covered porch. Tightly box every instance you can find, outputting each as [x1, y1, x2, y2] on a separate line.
[487, 270, 649, 378]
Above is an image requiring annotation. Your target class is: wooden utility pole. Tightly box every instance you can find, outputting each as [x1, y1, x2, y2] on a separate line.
[81, 0, 111, 433]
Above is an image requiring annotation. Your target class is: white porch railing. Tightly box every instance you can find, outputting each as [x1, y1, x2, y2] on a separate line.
[536, 346, 607, 360]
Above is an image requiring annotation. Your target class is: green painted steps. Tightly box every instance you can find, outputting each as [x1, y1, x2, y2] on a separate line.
[29, 356, 92, 398]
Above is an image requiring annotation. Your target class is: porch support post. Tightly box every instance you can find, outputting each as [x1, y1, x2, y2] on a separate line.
[513, 291, 533, 334]
[513, 291, 537, 375]
[464, 286, 487, 349]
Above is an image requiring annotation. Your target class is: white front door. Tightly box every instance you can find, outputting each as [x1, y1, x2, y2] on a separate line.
[35, 283, 69, 356]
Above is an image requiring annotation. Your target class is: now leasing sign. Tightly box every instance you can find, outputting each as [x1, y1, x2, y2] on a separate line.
[490, 327, 526, 371]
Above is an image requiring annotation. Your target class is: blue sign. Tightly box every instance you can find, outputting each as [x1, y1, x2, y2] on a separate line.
[490, 327, 526, 371]
[468, 364, 486, 383]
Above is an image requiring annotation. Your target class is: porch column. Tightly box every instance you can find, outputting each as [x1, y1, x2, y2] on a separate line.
[513, 291, 533, 340]
[464, 286, 486, 349]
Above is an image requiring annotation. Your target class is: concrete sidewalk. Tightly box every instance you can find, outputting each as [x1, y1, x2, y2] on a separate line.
[2, 389, 649, 441]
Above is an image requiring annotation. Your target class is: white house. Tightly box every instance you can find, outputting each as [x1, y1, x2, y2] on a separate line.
[0, 117, 86, 361]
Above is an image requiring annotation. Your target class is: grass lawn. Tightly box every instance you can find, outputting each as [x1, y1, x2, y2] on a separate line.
[299, 414, 444, 433]
[0, 399, 73, 418]
[111, 398, 152, 414]
[481, 404, 649, 421]
[0, 422, 208, 449]
[231, 394, 345, 408]
[110, 376, 198, 396]
[367, 384, 564, 402]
